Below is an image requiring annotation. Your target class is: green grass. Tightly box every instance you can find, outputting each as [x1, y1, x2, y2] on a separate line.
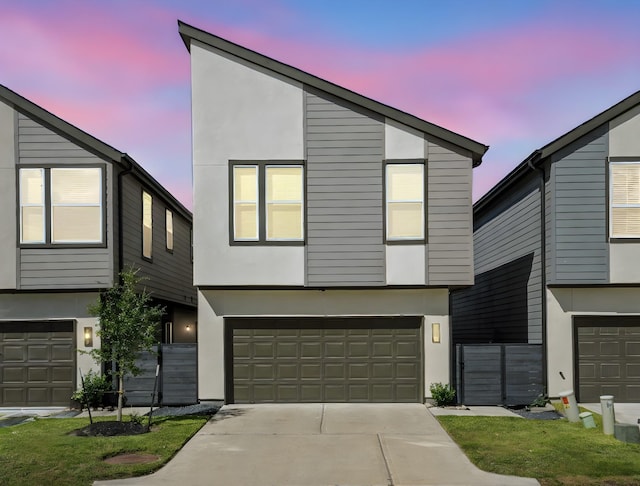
[437, 412, 640, 486]
[0, 414, 208, 486]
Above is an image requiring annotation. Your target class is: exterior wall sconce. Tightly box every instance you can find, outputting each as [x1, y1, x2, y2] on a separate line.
[186, 324, 191, 331]
[431, 323, 441, 344]
[84, 327, 93, 347]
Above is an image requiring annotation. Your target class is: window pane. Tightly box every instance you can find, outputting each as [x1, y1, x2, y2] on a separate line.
[612, 164, 640, 205]
[387, 165, 423, 201]
[52, 206, 102, 242]
[234, 167, 257, 201]
[51, 168, 101, 204]
[388, 202, 423, 239]
[166, 210, 174, 251]
[612, 207, 640, 237]
[235, 203, 257, 239]
[266, 167, 303, 201]
[21, 206, 45, 243]
[143, 191, 152, 258]
[20, 169, 44, 204]
[267, 203, 302, 239]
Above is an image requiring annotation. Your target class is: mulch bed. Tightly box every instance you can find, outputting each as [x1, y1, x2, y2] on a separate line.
[71, 421, 147, 437]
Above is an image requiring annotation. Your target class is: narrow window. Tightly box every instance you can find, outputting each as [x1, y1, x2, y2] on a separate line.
[19, 168, 45, 243]
[386, 163, 425, 240]
[233, 166, 258, 240]
[166, 209, 174, 251]
[610, 162, 640, 238]
[266, 166, 303, 240]
[50, 168, 102, 243]
[142, 191, 153, 259]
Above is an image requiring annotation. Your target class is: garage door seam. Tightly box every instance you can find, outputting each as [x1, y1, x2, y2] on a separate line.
[376, 433, 394, 486]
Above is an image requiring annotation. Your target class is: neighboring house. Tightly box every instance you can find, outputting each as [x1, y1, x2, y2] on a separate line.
[0, 85, 196, 407]
[452, 90, 640, 404]
[179, 21, 488, 404]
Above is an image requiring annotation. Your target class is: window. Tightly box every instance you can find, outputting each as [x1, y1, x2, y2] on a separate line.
[142, 191, 153, 259]
[610, 161, 640, 238]
[231, 162, 304, 244]
[19, 167, 103, 245]
[385, 162, 425, 241]
[166, 209, 174, 252]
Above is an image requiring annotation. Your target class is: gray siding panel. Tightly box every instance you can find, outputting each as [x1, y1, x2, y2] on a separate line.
[550, 126, 608, 283]
[452, 175, 542, 344]
[304, 89, 385, 286]
[17, 113, 114, 290]
[121, 176, 196, 306]
[426, 142, 473, 285]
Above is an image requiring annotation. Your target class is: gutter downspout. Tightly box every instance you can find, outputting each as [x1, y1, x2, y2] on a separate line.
[527, 151, 548, 397]
[117, 155, 134, 278]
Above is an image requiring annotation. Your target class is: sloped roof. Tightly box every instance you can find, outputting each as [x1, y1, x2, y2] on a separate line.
[0, 84, 191, 220]
[178, 20, 488, 166]
[474, 89, 640, 214]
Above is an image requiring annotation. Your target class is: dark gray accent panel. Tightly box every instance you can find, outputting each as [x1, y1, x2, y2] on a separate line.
[121, 176, 196, 306]
[304, 90, 385, 286]
[17, 113, 114, 289]
[123, 346, 159, 406]
[426, 141, 473, 285]
[575, 316, 640, 403]
[550, 126, 608, 283]
[452, 175, 542, 344]
[455, 344, 543, 406]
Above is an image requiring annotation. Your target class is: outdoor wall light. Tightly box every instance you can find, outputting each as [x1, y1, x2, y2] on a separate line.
[431, 323, 441, 344]
[186, 324, 191, 331]
[84, 327, 93, 347]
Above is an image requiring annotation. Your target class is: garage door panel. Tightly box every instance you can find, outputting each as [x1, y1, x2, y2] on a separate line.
[2, 387, 25, 404]
[4, 345, 27, 362]
[229, 317, 422, 403]
[28, 367, 49, 382]
[51, 344, 73, 361]
[51, 366, 73, 382]
[3, 367, 26, 382]
[576, 318, 640, 402]
[28, 345, 50, 361]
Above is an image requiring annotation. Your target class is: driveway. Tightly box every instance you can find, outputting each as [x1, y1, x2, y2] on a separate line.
[95, 403, 538, 486]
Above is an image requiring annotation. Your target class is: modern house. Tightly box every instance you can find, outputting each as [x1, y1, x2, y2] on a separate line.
[452, 90, 640, 404]
[179, 21, 488, 403]
[0, 85, 196, 407]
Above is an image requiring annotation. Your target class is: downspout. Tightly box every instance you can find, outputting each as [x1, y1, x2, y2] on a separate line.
[117, 155, 134, 277]
[527, 151, 548, 397]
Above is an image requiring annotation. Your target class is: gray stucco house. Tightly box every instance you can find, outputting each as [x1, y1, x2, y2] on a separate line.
[452, 90, 640, 404]
[0, 85, 196, 407]
[179, 21, 488, 403]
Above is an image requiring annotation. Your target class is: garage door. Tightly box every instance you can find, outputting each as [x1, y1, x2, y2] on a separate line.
[0, 321, 75, 406]
[227, 317, 422, 403]
[575, 316, 640, 402]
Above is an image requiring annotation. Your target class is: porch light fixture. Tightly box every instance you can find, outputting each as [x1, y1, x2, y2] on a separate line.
[84, 327, 93, 347]
[431, 323, 441, 344]
[186, 324, 191, 331]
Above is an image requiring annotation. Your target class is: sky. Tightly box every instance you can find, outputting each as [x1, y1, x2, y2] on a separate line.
[2, 0, 640, 209]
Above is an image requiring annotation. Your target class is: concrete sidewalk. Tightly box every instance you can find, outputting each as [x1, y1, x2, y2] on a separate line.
[95, 403, 538, 486]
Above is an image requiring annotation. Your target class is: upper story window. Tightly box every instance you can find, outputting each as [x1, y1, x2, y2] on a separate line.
[166, 209, 174, 252]
[385, 162, 425, 242]
[610, 161, 640, 238]
[142, 191, 153, 259]
[19, 167, 103, 245]
[231, 162, 304, 244]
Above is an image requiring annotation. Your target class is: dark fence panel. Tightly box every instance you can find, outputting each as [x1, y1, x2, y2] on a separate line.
[455, 344, 543, 406]
[123, 344, 197, 406]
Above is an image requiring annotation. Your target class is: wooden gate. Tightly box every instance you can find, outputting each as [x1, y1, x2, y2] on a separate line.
[455, 344, 543, 406]
[123, 344, 197, 406]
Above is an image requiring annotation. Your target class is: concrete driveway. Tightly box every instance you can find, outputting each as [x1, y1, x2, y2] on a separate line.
[96, 403, 538, 486]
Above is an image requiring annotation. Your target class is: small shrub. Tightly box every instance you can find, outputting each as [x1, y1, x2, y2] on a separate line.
[530, 393, 550, 408]
[72, 370, 111, 409]
[429, 382, 456, 406]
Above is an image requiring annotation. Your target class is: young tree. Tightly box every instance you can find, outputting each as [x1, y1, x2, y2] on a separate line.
[88, 267, 164, 421]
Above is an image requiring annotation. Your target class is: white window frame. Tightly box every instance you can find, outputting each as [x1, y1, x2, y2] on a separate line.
[265, 165, 304, 242]
[19, 168, 46, 244]
[610, 161, 640, 239]
[166, 209, 174, 252]
[385, 162, 425, 241]
[232, 165, 259, 241]
[142, 191, 153, 259]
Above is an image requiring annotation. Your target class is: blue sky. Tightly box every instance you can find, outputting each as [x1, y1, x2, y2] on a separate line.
[2, 0, 640, 208]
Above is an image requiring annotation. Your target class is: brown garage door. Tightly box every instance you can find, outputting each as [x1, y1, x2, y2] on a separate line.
[0, 321, 75, 406]
[575, 316, 640, 403]
[227, 317, 422, 403]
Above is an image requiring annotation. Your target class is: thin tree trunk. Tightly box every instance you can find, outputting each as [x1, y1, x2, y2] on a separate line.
[117, 375, 124, 422]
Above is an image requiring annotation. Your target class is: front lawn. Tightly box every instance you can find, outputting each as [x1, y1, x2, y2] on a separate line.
[437, 413, 640, 485]
[0, 414, 208, 486]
